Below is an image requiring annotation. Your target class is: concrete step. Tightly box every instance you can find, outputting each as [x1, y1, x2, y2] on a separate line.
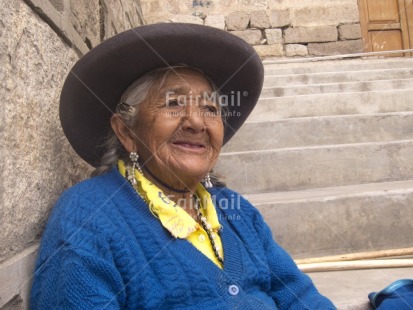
[260, 78, 413, 98]
[249, 88, 413, 122]
[309, 267, 413, 309]
[263, 57, 413, 76]
[224, 112, 413, 152]
[244, 180, 413, 258]
[215, 140, 413, 193]
[263, 67, 413, 87]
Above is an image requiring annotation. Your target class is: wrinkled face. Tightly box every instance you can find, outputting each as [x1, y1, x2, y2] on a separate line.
[132, 68, 224, 186]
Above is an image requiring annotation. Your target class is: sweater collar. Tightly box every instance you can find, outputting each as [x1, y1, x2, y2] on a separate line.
[117, 160, 221, 239]
[101, 168, 245, 281]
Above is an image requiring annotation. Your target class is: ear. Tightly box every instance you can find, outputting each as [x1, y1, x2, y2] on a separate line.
[110, 114, 135, 153]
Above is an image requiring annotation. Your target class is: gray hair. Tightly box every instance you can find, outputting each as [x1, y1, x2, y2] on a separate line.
[92, 65, 227, 187]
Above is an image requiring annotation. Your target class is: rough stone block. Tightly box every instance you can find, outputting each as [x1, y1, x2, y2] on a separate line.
[164, 0, 180, 14]
[170, 14, 204, 25]
[225, 11, 249, 31]
[140, 0, 168, 16]
[238, 0, 268, 7]
[285, 44, 308, 57]
[254, 44, 284, 57]
[204, 14, 225, 29]
[69, 0, 100, 48]
[114, 0, 144, 28]
[0, 0, 91, 264]
[49, 0, 64, 11]
[308, 40, 363, 56]
[250, 10, 270, 29]
[17, 0, 88, 54]
[269, 9, 290, 28]
[230, 29, 262, 45]
[292, 3, 360, 27]
[102, 0, 145, 40]
[284, 26, 338, 44]
[339, 23, 362, 40]
[265, 28, 282, 44]
[144, 16, 172, 24]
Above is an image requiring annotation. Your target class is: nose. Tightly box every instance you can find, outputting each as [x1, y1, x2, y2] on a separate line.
[181, 104, 206, 133]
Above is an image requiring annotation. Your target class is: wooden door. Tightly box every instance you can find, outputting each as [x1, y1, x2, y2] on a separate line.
[358, 0, 413, 56]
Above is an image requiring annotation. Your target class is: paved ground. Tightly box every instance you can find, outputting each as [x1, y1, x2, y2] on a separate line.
[308, 267, 413, 309]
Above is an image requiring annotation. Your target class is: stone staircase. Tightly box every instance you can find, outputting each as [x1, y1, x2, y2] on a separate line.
[215, 57, 413, 308]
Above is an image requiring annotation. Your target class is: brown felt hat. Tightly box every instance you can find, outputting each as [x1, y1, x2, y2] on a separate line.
[60, 23, 264, 167]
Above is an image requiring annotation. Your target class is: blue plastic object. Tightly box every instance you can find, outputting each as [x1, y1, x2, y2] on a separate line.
[369, 279, 413, 309]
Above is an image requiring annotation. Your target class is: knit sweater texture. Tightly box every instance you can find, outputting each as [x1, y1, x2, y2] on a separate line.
[30, 168, 335, 309]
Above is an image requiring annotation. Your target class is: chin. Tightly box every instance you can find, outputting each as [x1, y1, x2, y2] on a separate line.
[171, 164, 210, 181]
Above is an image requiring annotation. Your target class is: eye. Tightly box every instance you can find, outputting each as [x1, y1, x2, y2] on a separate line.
[167, 99, 179, 107]
[203, 103, 219, 114]
[207, 105, 218, 113]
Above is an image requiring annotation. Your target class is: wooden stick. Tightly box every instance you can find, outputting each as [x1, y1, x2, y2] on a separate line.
[294, 247, 413, 265]
[298, 259, 413, 273]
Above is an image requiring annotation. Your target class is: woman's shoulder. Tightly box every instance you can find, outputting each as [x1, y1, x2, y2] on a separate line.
[63, 167, 124, 195]
[40, 168, 139, 250]
[48, 168, 133, 228]
[57, 168, 126, 206]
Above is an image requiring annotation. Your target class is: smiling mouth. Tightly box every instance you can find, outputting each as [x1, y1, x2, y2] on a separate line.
[172, 141, 206, 149]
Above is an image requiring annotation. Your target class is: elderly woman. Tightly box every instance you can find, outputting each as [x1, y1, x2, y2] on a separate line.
[31, 24, 335, 309]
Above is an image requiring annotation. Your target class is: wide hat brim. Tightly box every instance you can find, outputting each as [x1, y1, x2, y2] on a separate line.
[60, 23, 264, 167]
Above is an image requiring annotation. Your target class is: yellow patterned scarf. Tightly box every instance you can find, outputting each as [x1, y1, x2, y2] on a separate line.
[117, 160, 222, 239]
[118, 160, 224, 268]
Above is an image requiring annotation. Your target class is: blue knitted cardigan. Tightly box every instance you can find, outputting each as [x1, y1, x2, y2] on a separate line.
[31, 168, 335, 309]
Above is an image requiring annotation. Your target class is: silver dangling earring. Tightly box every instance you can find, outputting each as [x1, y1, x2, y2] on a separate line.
[128, 152, 142, 186]
[204, 173, 213, 188]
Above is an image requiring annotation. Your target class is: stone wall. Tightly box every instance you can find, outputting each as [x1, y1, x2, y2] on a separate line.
[0, 0, 144, 308]
[140, 0, 363, 58]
